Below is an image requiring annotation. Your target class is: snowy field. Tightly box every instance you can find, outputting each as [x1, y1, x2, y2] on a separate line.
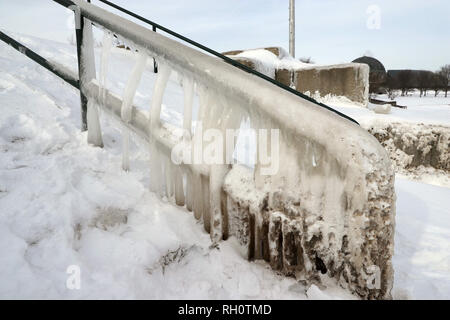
[326, 93, 450, 127]
[1, 33, 450, 299]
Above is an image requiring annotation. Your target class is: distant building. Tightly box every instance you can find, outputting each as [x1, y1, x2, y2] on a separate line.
[352, 56, 387, 93]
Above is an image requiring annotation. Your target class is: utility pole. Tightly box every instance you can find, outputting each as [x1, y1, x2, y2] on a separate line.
[289, 0, 295, 58]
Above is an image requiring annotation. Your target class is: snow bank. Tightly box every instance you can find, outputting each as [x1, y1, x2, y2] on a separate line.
[367, 121, 450, 172]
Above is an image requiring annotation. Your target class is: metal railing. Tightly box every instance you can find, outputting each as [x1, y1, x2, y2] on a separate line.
[1, 0, 358, 130]
[0, 0, 395, 299]
[93, 0, 359, 125]
[0, 31, 79, 89]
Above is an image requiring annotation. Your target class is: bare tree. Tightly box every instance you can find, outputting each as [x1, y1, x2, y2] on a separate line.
[417, 71, 434, 97]
[432, 73, 441, 96]
[386, 74, 399, 100]
[417, 71, 426, 97]
[431, 72, 447, 96]
[439, 64, 450, 97]
[397, 70, 415, 96]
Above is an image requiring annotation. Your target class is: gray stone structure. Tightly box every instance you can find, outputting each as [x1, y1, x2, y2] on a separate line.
[224, 47, 370, 106]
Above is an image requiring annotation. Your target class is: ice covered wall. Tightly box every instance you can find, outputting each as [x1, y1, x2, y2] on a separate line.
[224, 47, 370, 106]
[367, 121, 450, 172]
[222, 119, 395, 300]
[293, 63, 370, 107]
[73, 0, 395, 299]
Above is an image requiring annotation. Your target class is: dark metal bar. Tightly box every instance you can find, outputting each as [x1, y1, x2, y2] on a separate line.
[93, 0, 359, 125]
[73, 4, 88, 131]
[152, 25, 158, 73]
[0, 30, 79, 89]
[53, 0, 75, 8]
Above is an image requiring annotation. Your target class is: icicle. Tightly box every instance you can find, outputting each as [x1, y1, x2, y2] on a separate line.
[209, 92, 246, 242]
[191, 87, 208, 220]
[149, 61, 171, 195]
[268, 213, 283, 271]
[185, 169, 193, 212]
[182, 77, 194, 211]
[99, 32, 113, 105]
[121, 52, 147, 122]
[82, 18, 103, 147]
[201, 174, 211, 233]
[192, 172, 203, 220]
[209, 165, 229, 242]
[182, 77, 194, 138]
[149, 62, 171, 130]
[120, 51, 147, 171]
[174, 166, 185, 206]
[193, 85, 246, 240]
[86, 100, 103, 147]
[165, 157, 174, 199]
[81, 18, 96, 84]
[205, 97, 225, 241]
[191, 84, 245, 240]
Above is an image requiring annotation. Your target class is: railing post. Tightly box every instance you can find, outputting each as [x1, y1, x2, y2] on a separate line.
[73, 6, 88, 132]
[71, 2, 103, 147]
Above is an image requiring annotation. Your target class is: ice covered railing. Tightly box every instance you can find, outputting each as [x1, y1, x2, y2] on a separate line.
[68, 0, 396, 299]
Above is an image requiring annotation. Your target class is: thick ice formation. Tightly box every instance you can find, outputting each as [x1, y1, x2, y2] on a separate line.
[367, 121, 450, 173]
[182, 77, 194, 211]
[82, 18, 103, 147]
[99, 32, 112, 105]
[73, 0, 396, 299]
[120, 51, 147, 170]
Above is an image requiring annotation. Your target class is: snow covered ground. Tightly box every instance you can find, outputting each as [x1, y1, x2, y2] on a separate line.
[322, 92, 450, 127]
[1, 33, 450, 299]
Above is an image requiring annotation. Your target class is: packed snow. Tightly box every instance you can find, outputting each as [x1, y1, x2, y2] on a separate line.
[1, 32, 450, 299]
[225, 47, 310, 78]
[318, 92, 450, 127]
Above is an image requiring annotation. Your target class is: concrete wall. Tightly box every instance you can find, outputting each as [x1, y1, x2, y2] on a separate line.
[224, 48, 370, 106]
[276, 63, 370, 106]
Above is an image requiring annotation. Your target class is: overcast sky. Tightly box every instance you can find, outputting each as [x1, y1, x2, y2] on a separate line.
[1, 0, 449, 71]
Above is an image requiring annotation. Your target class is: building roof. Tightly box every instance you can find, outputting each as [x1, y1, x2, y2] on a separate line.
[352, 56, 386, 73]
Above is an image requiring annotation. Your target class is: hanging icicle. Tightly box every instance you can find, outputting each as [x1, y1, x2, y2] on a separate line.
[82, 18, 103, 147]
[181, 77, 195, 212]
[120, 51, 147, 171]
[99, 32, 113, 105]
[148, 61, 171, 195]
